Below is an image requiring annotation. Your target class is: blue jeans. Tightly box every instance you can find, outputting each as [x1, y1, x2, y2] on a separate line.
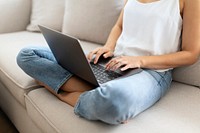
[17, 46, 172, 125]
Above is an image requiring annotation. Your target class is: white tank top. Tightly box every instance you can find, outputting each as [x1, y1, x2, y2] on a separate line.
[114, 0, 182, 71]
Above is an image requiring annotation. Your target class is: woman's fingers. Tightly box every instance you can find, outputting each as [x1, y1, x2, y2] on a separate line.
[87, 48, 99, 61]
[113, 61, 126, 70]
[94, 49, 106, 64]
[103, 52, 114, 58]
[121, 64, 131, 71]
[94, 51, 114, 64]
[121, 63, 140, 71]
[87, 47, 114, 64]
[105, 56, 139, 71]
[106, 57, 123, 70]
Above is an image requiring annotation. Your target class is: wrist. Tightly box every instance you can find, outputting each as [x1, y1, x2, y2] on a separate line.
[138, 56, 145, 68]
[104, 44, 115, 51]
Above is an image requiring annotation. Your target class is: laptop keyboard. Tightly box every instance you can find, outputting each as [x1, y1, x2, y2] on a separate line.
[90, 63, 122, 84]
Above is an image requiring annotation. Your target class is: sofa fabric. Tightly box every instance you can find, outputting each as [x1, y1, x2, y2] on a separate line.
[62, 0, 124, 44]
[0, 82, 42, 133]
[173, 58, 200, 87]
[0, 32, 46, 106]
[25, 83, 200, 133]
[27, 0, 65, 32]
[0, 0, 31, 33]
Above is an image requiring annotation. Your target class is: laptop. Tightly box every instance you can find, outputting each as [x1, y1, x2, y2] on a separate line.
[38, 25, 142, 87]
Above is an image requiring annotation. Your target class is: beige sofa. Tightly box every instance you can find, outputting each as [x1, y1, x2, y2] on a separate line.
[0, 0, 200, 133]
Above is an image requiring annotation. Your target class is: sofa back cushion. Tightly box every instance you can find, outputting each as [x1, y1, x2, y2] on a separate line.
[62, 0, 124, 44]
[0, 0, 31, 33]
[173, 58, 200, 87]
[27, 0, 65, 32]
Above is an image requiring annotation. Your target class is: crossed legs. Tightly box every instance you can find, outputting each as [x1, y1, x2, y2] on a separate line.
[16, 47, 94, 106]
[16, 46, 172, 124]
[36, 76, 94, 106]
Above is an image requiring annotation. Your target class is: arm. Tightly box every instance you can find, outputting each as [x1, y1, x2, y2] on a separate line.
[87, 0, 127, 63]
[104, 6, 124, 51]
[106, 0, 200, 71]
[140, 0, 200, 69]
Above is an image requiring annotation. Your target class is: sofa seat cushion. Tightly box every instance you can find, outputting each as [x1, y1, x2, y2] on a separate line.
[0, 31, 46, 106]
[25, 82, 200, 133]
[0, 31, 100, 106]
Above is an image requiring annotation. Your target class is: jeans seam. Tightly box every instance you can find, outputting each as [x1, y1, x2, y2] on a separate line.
[55, 74, 73, 94]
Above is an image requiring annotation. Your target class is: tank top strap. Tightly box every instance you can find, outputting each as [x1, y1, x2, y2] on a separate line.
[161, 0, 182, 23]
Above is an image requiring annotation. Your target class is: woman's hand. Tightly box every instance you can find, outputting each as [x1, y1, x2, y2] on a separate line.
[87, 47, 114, 64]
[105, 56, 142, 71]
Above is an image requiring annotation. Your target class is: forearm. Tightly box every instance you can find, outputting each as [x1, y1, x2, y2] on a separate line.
[104, 2, 125, 51]
[104, 25, 122, 51]
[140, 51, 199, 70]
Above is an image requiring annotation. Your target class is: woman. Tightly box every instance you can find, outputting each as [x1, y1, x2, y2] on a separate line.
[17, 0, 200, 125]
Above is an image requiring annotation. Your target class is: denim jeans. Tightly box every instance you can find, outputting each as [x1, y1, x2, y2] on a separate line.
[17, 46, 172, 125]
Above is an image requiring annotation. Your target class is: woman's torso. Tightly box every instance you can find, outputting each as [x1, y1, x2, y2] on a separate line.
[114, 0, 183, 63]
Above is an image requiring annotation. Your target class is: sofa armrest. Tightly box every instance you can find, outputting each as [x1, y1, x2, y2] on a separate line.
[0, 0, 31, 34]
[172, 58, 200, 87]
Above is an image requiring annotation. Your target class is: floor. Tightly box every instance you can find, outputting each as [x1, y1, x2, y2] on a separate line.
[0, 108, 19, 133]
